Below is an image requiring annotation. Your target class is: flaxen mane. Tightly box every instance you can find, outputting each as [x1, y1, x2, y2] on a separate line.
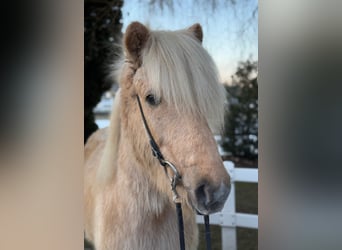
[142, 29, 226, 131]
[97, 89, 121, 183]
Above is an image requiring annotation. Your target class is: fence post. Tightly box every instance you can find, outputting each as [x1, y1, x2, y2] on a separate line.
[221, 162, 237, 250]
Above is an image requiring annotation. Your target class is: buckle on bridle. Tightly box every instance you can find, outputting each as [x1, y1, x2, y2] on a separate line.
[160, 159, 182, 203]
[136, 95, 182, 202]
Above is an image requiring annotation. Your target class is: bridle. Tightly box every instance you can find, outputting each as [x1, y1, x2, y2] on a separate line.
[136, 95, 212, 250]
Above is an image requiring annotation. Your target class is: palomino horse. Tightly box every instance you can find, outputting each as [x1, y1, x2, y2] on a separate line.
[84, 22, 231, 250]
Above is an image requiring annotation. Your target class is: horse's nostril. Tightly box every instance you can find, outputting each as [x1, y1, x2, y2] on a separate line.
[194, 183, 211, 207]
[194, 182, 231, 213]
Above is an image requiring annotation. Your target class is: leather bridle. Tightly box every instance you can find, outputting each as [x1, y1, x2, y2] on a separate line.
[136, 95, 212, 250]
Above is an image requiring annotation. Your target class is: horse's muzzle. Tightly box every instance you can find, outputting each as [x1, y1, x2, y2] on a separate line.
[191, 181, 231, 215]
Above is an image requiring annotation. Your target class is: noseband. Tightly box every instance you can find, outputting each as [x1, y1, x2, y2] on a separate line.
[136, 95, 212, 250]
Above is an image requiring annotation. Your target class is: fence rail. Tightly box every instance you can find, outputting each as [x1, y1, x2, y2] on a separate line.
[196, 161, 258, 250]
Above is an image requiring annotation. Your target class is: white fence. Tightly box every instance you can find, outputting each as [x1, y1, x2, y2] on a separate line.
[196, 161, 258, 250]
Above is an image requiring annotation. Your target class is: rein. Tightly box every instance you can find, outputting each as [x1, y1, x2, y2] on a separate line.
[136, 95, 212, 250]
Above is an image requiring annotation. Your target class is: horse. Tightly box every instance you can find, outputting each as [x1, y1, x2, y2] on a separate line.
[84, 22, 231, 250]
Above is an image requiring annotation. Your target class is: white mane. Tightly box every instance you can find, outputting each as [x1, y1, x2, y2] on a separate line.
[142, 29, 226, 131]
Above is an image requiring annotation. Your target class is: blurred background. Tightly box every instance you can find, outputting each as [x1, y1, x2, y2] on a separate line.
[84, 0, 258, 249]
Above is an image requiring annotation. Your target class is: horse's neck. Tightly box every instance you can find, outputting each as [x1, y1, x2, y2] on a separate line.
[108, 134, 198, 250]
[116, 135, 171, 217]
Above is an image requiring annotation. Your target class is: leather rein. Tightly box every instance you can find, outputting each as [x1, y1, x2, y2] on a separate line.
[136, 95, 212, 250]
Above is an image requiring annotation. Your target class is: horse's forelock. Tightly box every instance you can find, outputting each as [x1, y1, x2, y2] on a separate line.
[141, 29, 226, 132]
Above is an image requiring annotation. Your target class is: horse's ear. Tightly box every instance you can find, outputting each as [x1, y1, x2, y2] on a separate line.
[187, 23, 203, 43]
[124, 22, 150, 63]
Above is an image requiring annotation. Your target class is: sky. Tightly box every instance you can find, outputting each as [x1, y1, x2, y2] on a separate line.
[121, 0, 258, 83]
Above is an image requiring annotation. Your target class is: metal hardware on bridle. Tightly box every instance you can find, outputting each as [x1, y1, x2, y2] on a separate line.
[136, 95, 211, 250]
[136, 95, 185, 250]
[160, 159, 182, 202]
[136, 96, 181, 199]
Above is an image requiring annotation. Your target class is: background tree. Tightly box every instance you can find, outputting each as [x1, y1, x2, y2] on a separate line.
[222, 60, 258, 161]
[84, 0, 123, 143]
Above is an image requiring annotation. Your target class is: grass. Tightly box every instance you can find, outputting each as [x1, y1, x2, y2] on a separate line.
[198, 225, 222, 250]
[198, 226, 258, 250]
[235, 182, 258, 250]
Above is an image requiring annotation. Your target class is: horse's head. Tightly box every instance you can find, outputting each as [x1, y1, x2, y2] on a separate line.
[119, 22, 230, 215]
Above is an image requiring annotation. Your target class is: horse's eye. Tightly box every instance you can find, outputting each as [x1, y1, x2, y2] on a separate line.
[145, 94, 160, 106]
